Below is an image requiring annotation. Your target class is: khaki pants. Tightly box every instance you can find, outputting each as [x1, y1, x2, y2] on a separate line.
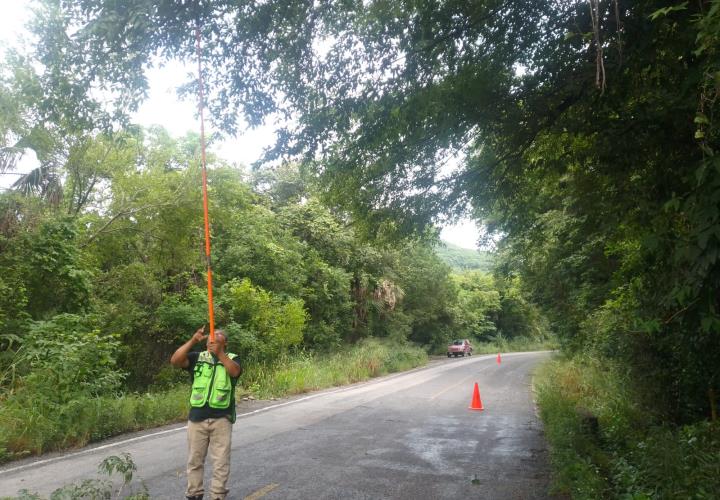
[186, 418, 233, 499]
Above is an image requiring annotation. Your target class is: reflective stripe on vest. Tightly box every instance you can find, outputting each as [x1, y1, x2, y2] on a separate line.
[190, 351, 237, 409]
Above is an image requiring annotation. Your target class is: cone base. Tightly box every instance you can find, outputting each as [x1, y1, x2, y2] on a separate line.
[468, 407, 484, 411]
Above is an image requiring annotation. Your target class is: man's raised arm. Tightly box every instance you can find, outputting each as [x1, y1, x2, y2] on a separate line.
[171, 326, 207, 369]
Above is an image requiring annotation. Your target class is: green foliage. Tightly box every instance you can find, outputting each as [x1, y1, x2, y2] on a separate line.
[277, 198, 355, 348]
[495, 275, 549, 341]
[251, 162, 311, 207]
[1, 453, 149, 500]
[435, 242, 494, 272]
[155, 285, 208, 346]
[215, 205, 307, 296]
[449, 270, 549, 346]
[536, 357, 720, 499]
[27, 219, 92, 315]
[0, 386, 187, 460]
[396, 244, 457, 349]
[0, 340, 426, 461]
[222, 278, 307, 361]
[35, 0, 554, 232]
[0, 5, 560, 465]
[445, 0, 720, 426]
[452, 271, 500, 341]
[2, 218, 92, 320]
[34, 0, 720, 425]
[98, 452, 138, 486]
[0, 122, 484, 462]
[240, 338, 427, 399]
[18, 314, 126, 400]
[469, 336, 558, 355]
[8, 0, 720, 492]
[535, 358, 612, 498]
[296, 259, 353, 349]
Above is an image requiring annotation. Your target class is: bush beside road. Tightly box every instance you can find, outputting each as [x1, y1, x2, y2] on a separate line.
[534, 356, 720, 499]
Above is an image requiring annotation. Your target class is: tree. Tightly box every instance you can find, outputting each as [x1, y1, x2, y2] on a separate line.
[395, 244, 457, 348]
[31, 0, 557, 228]
[221, 278, 307, 362]
[25, 0, 720, 420]
[452, 271, 500, 341]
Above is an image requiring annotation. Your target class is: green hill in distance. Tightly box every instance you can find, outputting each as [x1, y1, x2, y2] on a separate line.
[435, 240, 494, 272]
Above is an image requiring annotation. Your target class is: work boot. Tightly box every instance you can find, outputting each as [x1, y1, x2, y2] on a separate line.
[186, 496, 203, 500]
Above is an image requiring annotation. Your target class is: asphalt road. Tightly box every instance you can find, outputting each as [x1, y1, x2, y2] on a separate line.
[0, 351, 553, 499]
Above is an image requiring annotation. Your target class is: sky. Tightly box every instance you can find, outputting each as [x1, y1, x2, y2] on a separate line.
[0, 0, 481, 249]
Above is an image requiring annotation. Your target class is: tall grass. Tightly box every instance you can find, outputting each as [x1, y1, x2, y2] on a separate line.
[0, 339, 427, 463]
[242, 338, 428, 399]
[0, 386, 188, 463]
[458, 335, 559, 356]
[534, 356, 720, 499]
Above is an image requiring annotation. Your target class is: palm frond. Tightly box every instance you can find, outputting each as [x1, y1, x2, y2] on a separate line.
[11, 163, 63, 206]
[0, 146, 25, 173]
[11, 163, 49, 195]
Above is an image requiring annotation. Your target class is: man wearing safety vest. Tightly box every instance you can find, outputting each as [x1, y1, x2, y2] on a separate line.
[171, 326, 242, 500]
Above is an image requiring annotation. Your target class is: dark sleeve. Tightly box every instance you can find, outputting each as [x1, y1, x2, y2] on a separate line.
[186, 351, 200, 373]
[231, 357, 242, 379]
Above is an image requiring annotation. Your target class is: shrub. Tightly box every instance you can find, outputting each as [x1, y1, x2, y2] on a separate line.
[1, 453, 149, 499]
[535, 356, 720, 499]
[154, 285, 208, 346]
[19, 314, 126, 400]
[221, 278, 307, 361]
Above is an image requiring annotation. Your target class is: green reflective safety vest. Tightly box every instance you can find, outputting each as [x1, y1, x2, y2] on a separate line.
[190, 351, 238, 410]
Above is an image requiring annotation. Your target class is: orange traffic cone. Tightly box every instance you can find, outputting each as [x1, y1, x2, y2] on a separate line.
[469, 382, 484, 411]
[497, 352, 502, 365]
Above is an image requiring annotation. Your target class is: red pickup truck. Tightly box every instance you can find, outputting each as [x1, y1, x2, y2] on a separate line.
[447, 339, 473, 357]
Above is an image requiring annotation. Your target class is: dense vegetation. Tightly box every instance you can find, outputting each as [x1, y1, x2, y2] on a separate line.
[2, 0, 719, 495]
[435, 241, 494, 271]
[0, 44, 546, 461]
[0, 132, 535, 459]
[0, 118, 543, 460]
[535, 356, 720, 498]
[41, 1, 717, 415]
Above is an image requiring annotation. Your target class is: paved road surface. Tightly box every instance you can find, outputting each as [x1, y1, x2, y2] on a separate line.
[0, 351, 553, 499]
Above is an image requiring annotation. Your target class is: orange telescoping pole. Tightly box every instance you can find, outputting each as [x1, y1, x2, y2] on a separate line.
[195, 25, 215, 344]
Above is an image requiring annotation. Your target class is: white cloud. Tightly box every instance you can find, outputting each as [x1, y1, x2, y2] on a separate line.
[440, 218, 480, 249]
